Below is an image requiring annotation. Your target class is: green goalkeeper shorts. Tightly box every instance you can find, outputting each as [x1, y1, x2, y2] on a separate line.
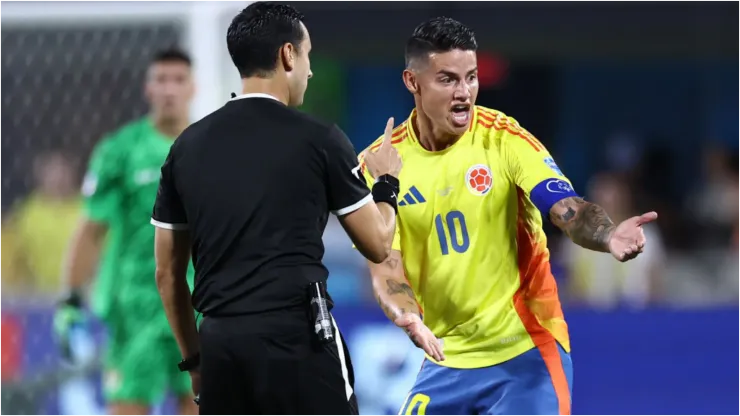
[102, 316, 192, 405]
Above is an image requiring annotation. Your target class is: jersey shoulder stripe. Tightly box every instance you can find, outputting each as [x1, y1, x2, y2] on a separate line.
[475, 107, 544, 152]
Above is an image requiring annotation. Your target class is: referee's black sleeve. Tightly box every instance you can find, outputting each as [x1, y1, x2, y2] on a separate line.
[151, 148, 188, 230]
[324, 125, 372, 216]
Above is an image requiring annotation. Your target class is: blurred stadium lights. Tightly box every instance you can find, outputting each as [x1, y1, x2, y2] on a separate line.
[1, 0, 251, 122]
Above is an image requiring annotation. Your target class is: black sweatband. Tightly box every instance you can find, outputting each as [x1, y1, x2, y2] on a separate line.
[372, 174, 400, 214]
[60, 289, 84, 308]
[375, 174, 400, 190]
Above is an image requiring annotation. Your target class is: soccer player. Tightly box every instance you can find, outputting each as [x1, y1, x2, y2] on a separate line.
[357, 18, 658, 415]
[55, 49, 198, 415]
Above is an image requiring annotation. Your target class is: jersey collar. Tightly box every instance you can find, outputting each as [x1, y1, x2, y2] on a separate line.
[230, 93, 281, 102]
[406, 108, 477, 155]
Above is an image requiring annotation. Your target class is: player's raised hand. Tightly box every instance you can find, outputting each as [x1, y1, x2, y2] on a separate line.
[608, 211, 659, 262]
[395, 312, 446, 362]
[363, 117, 403, 179]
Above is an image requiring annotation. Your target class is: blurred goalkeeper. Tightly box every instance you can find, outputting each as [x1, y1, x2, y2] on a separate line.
[56, 49, 198, 415]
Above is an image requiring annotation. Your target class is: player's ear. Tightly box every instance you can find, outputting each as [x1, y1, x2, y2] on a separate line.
[402, 69, 418, 94]
[281, 43, 295, 72]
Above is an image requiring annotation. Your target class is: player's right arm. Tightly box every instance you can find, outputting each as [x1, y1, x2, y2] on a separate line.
[358, 125, 445, 361]
[367, 250, 418, 321]
[367, 251, 444, 361]
[328, 118, 401, 264]
[56, 136, 123, 359]
[62, 137, 122, 293]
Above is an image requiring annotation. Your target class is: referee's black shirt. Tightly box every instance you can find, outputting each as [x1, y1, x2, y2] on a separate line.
[151, 93, 371, 317]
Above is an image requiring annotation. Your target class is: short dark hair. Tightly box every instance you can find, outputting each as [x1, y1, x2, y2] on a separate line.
[405, 17, 477, 68]
[151, 48, 192, 66]
[227, 2, 306, 78]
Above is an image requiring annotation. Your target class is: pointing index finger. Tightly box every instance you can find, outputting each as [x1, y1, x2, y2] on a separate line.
[382, 117, 395, 147]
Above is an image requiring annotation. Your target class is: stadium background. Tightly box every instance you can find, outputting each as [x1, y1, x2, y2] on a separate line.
[1, 1, 737, 414]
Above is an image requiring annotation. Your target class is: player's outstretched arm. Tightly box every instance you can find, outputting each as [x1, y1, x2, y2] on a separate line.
[549, 196, 615, 252]
[367, 250, 445, 361]
[550, 196, 658, 262]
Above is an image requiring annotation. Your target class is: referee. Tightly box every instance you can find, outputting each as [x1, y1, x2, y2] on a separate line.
[151, 3, 401, 415]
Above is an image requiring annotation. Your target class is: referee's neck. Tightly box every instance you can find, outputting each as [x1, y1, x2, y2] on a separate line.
[240, 78, 289, 106]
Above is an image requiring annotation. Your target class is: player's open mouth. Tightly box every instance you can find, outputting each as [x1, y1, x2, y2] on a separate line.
[450, 104, 471, 127]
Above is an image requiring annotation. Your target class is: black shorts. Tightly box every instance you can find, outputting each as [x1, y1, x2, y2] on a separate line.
[198, 307, 358, 415]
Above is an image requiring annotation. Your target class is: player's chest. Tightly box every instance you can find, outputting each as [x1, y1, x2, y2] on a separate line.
[122, 143, 171, 197]
[397, 147, 512, 236]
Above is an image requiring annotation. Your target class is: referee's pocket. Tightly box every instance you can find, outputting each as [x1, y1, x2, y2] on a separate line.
[260, 323, 313, 359]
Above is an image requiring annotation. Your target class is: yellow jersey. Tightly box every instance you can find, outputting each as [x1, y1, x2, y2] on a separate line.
[358, 106, 577, 369]
[1, 192, 81, 295]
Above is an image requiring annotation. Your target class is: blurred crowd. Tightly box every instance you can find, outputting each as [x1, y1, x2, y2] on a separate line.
[3, 139, 737, 310]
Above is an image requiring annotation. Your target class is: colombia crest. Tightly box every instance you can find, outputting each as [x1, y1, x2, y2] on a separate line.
[466, 164, 493, 196]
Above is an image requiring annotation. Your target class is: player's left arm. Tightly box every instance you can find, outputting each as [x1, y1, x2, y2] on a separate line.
[151, 147, 198, 360]
[502, 120, 657, 262]
[549, 196, 615, 253]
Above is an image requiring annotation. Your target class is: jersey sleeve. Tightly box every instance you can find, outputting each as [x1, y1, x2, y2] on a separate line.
[358, 150, 401, 252]
[501, 121, 579, 216]
[82, 136, 124, 223]
[151, 148, 188, 230]
[325, 125, 372, 216]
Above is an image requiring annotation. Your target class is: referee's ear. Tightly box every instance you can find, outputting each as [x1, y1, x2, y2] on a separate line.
[280, 43, 296, 72]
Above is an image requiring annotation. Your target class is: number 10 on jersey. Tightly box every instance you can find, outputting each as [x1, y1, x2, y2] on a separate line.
[434, 211, 470, 255]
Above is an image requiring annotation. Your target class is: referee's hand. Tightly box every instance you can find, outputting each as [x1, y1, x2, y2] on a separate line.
[190, 369, 201, 401]
[395, 312, 446, 362]
[364, 117, 403, 179]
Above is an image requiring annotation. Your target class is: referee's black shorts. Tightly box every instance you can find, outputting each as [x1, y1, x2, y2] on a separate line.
[198, 306, 358, 415]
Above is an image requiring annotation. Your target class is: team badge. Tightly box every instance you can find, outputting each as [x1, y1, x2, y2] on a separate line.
[465, 164, 493, 196]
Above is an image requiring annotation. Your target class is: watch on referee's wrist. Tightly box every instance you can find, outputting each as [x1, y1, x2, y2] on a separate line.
[178, 352, 200, 372]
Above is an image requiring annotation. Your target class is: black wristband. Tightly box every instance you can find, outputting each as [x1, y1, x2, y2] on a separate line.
[372, 175, 400, 215]
[375, 174, 400, 191]
[178, 352, 201, 372]
[60, 290, 84, 308]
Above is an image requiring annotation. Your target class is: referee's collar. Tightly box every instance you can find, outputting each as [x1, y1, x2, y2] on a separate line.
[230, 93, 280, 102]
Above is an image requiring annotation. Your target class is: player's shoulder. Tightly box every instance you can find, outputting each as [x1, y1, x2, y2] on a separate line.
[95, 118, 149, 151]
[358, 120, 411, 163]
[90, 120, 141, 159]
[472, 106, 543, 150]
[108, 118, 150, 141]
[472, 106, 521, 135]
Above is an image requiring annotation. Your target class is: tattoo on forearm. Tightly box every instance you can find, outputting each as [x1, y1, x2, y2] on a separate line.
[551, 197, 616, 252]
[386, 280, 415, 298]
[372, 258, 420, 322]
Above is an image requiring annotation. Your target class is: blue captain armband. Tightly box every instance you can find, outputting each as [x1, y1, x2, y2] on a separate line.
[529, 178, 580, 216]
